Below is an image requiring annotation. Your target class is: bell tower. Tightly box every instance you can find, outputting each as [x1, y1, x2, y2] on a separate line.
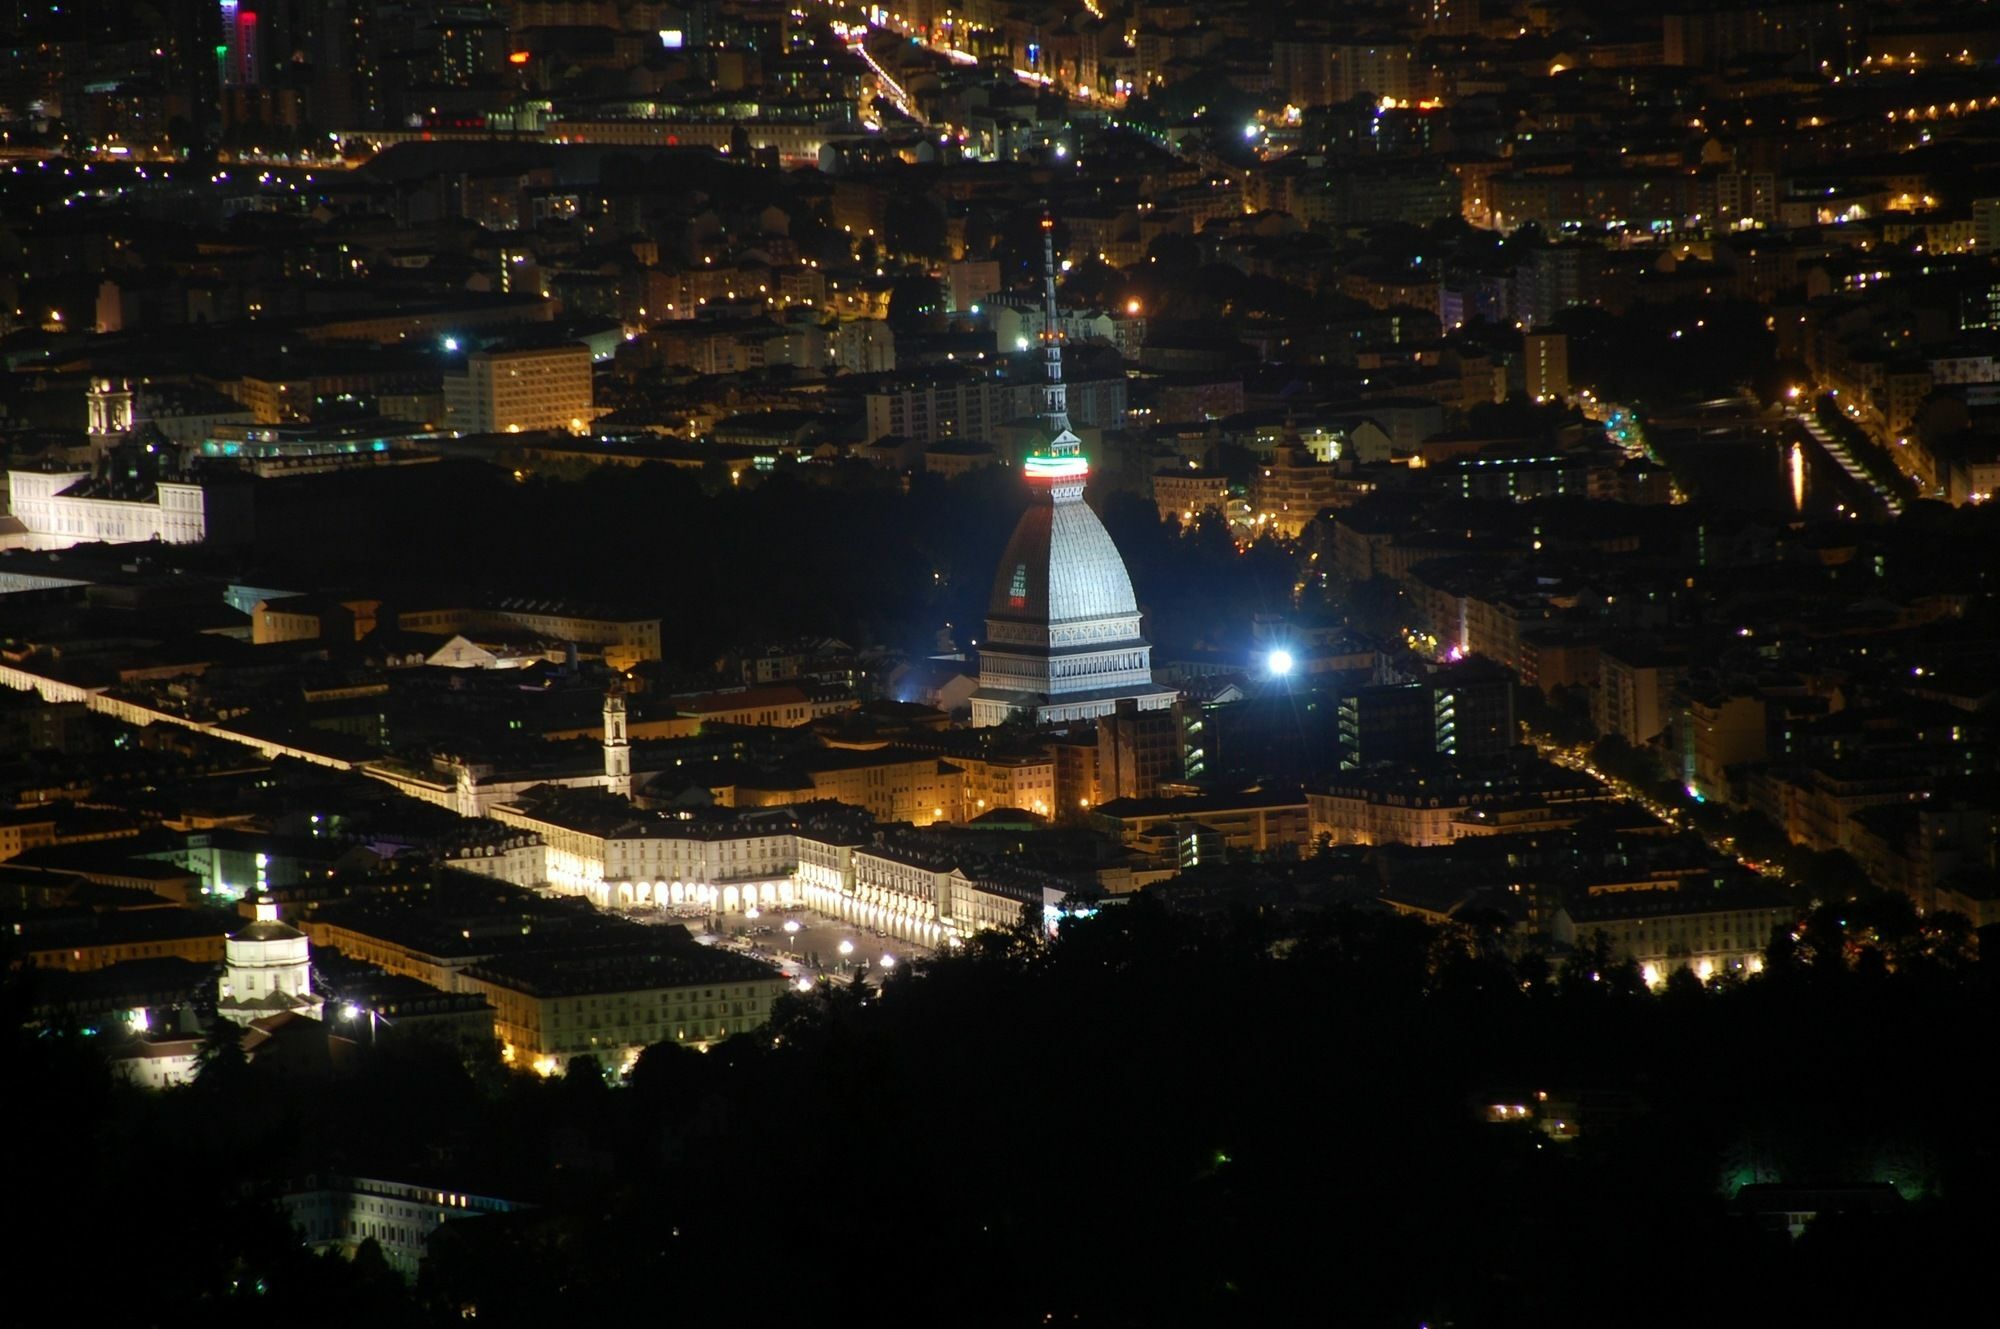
[604, 680, 632, 799]
[87, 376, 135, 466]
[87, 376, 135, 437]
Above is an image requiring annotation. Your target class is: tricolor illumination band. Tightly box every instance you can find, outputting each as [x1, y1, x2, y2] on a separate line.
[1024, 455, 1090, 480]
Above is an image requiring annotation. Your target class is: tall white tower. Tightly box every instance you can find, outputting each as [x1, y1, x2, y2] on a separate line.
[604, 681, 632, 799]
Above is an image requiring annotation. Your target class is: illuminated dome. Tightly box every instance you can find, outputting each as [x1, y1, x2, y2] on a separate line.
[216, 898, 323, 1026]
[986, 496, 1141, 628]
[968, 210, 1178, 728]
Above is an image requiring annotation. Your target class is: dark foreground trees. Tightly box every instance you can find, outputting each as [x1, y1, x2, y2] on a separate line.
[12, 896, 1998, 1328]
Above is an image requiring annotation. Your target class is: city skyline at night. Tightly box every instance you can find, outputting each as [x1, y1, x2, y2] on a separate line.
[5, 1, 2000, 1323]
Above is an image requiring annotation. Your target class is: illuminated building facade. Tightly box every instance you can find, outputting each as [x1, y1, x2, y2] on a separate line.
[486, 787, 1075, 949]
[1154, 467, 1231, 526]
[3, 466, 208, 549]
[284, 1177, 525, 1280]
[4, 398, 221, 550]
[971, 214, 1177, 727]
[1554, 882, 1793, 986]
[465, 945, 792, 1073]
[795, 833, 1080, 947]
[442, 341, 594, 435]
[1525, 328, 1571, 402]
[216, 898, 324, 1026]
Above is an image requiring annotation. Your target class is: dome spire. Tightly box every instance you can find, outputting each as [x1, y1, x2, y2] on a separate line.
[1025, 205, 1088, 490]
[1039, 205, 1072, 446]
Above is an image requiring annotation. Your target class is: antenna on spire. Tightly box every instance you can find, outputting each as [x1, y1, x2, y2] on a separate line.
[1040, 207, 1061, 331]
[1038, 204, 1072, 447]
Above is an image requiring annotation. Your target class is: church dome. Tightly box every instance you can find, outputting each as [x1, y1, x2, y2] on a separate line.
[217, 898, 321, 1025]
[229, 917, 305, 944]
[987, 495, 1140, 626]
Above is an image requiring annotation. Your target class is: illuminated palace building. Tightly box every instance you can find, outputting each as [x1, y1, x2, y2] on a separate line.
[970, 217, 1178, 727]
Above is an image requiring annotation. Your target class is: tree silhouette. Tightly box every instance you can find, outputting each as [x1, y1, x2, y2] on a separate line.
[194, 1017, 247, 1084]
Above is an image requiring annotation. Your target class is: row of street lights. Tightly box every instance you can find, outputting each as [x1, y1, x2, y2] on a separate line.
[745, 913, 895, 979]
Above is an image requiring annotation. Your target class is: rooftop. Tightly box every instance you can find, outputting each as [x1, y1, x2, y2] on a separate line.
[463, 939, 784, 997]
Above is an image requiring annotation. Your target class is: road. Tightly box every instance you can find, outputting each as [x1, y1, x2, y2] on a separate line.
[846, 32, 927, 127]
[1531, 737, 1785, 880]
[1792, 404, 1904, 518]
[848, 9, 1115, 116]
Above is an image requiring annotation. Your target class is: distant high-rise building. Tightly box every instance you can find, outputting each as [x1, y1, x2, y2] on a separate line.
[218, 0, 260, 88]
[1339, 661, 1513, 768]
[971, 212, 1178, 727]
[1098, 698, 1185, 801]
[443, 342, 595, 435]
[1525, 328, 1570, 402]
[1958, 279, 2000, 332]
[1431, 658, 1515, 760]
[1972, 199, 2000, 254]
[1596, 645, 1687, 746]
[1338, 682, 1437, 769]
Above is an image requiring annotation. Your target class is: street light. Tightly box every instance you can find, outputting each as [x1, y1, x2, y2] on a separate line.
[880, 954, 896, 970]
[1266, 648, 1295, 677]
[837, 939, 854, 956]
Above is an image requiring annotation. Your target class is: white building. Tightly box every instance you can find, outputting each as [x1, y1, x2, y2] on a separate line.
[831, 318, 897, 372]
[443, 341, 595, 434]
[489, 788, 1075, 946]
[796, 834, 1073, 945]
[110, 1035, 204, 1089]
[3, 380, 221, 551]
[216, 899, 324, 1025]
[426, 635, 545, 669]
[284, 1176, 524, 1279]
[4, 465, 207, 549]
[490, 789, 807, 910]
